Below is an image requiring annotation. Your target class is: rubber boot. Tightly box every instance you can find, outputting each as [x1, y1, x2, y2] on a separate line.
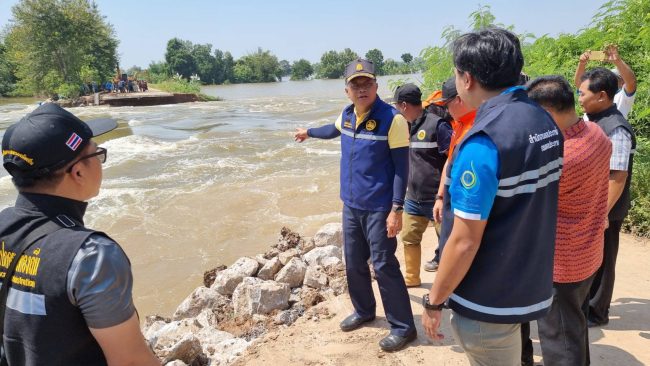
[400, 212, 429, 287]
[403, 243, 422, 287]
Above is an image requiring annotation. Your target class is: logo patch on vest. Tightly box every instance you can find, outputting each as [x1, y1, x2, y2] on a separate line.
[344, 120, 352, 129]
[365, 120, 377, 131]
[461, 161, 478, 190]
[417, 130, 426, 140]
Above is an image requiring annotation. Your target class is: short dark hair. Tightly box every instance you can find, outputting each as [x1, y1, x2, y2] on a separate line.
[527, 75, 575, 113]
[8, 156, 90, 190]
[452, 28, 524, 91]
[9, 167, 65, 190]
[581, 67, 618, 100]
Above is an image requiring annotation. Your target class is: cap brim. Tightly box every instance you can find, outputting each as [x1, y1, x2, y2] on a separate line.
[429, 97, 454, 105]
[86, 118, 118, 137]
[346, 72, 376, 83]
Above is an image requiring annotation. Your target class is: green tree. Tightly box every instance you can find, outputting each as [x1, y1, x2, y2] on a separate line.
[0, 42, 16, 96]
[145, 61, 169, 83]
[233, 62, 254, 83]
[234, 48, 282, 83]
[223, 51, 235, 83]
[383, 59, 400, 75]
[5, 0, 118, 97]
[192, 43, 217, 84]
[419, 0, 650, 236]
[213, 49, 225, 84]
[317, 50, 341, 79]
[290, 59, 313, 80]
[317, 48, 359, 79]
[339, 48, 359, 67]
[365, 49, 384, 76]
[279, 60, 291, 77]
[401, 53, 413, 64]
[165, 38, 196, 79]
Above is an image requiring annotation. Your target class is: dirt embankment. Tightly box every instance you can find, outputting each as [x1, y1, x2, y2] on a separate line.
[233, 231, 650, 366]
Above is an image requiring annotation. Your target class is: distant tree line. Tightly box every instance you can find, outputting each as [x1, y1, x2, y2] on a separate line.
[145, 40, 425, 85]
[0, 0, 425, 97]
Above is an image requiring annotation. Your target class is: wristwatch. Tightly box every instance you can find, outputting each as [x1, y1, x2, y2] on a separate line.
[422, 294, 445, 311]
[435, 194, 444, 201]
[391, 204, 404, 213]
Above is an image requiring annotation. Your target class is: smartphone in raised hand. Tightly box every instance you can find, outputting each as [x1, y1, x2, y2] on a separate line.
[590, 51, 606, 61]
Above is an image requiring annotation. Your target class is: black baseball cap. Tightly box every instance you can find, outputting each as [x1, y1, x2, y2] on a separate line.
[430, 76, 458, 104]
[2, 103, 117, 178]
[394, 83, 422, 105]
[344, 58, 376, 83]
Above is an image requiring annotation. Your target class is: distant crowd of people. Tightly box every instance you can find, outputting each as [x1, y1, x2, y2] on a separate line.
[103, 79, 148, 94]
[80, 78, 149, 96]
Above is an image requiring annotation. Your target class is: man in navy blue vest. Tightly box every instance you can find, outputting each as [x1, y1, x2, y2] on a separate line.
[578, 67, 636, 328]
[0, 103, 160, 365]
[294, 59, 416, 352]
[420, 28, 563, 365]
[394, 83, 451, 287]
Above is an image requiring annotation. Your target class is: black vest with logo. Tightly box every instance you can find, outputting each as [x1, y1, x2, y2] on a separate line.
[0, 193, 107, 366]
[440, 89, 563, 324]
[406, 110, 448, 203]
[588, 104, 636, 222]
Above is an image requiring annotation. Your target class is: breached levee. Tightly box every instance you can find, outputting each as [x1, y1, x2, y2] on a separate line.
[143, 223, 346, 366]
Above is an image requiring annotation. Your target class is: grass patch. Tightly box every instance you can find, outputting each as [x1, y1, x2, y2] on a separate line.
[150, 78, 201, 94]
[624, 137, 650, 237]
[198, 93, 221, 101]
[150, 78, 222, 101]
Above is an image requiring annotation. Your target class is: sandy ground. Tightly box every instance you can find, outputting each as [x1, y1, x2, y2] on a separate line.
[233, 229, 650, 366]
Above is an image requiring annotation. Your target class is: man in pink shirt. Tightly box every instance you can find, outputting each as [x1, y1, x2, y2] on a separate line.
[522, 76, 611, 366]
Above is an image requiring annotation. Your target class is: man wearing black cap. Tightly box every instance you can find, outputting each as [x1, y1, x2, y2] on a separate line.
[294, 59, 416, 351]
[0, 103, 160, 366]
[421, 28, 562, 365]
[394, 83, 451, 287]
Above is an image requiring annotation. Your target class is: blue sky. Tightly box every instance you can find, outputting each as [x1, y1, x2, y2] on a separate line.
[0, 0, 607, 68]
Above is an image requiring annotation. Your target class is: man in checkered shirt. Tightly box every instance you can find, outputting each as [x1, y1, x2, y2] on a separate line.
[578, 67, 636, 328]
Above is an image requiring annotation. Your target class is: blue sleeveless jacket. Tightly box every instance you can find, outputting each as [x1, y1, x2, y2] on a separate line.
[440, 89, 563, 324]
[339, 97, 399, 211]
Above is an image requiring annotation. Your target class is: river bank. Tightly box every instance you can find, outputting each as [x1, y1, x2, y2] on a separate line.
[141, 224, 348, 365]
[233, 230, 650, 366]
[146, 223, 650, 366]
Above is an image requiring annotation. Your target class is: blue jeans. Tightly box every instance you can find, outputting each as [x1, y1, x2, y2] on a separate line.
[404, 199, 434, 220]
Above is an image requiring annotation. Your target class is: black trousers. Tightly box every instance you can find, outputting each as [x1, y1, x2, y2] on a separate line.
[521, 274, 595, 366]
[342, 205, 416, 337]
[538, 275, 595, 366]
[521, 322, 534, 366]
[588, 219, 623, 324]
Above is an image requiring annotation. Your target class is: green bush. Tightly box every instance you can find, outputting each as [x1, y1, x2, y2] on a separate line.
[625, 137, 650, 236]
[150, 75, 201, 94]
[421, 1, 650, 236]
[56, 83, 80, 99]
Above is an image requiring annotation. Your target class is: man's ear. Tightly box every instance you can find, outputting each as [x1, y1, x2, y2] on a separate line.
[463, 72, 475, 91]
[68, 162, 85, 182]
[599, 90, 609, 102]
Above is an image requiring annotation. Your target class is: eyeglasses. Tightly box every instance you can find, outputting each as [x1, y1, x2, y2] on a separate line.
[348, 81, 375, 91]
[442, 96, 459, 106]
[66, 147, 107, 173]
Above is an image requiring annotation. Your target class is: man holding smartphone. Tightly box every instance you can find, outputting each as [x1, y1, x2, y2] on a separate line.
[574, 45, 637, 118]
